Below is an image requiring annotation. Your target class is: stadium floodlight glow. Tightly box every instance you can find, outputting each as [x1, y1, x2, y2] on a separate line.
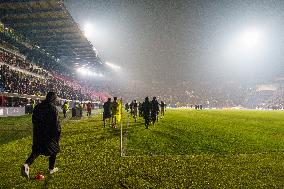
[86, 70, 92, 76]
[105, 62, 121, 70]
[224, 26, 266, 59]
[239, 28, 262, 49]
[77, 67, 104, 78]
[84, 22, 94, 38]
[77, 68, 87, 75]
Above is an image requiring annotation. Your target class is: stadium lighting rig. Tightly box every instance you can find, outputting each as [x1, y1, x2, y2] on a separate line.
[238, 27, 263, 50]
[224, 26, 266, 60]
[84, 22, 94, 38]
[105, 62, 121, 70]
[76, 67, 104, 78]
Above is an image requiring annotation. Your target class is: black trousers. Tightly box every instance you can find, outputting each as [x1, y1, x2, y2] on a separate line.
[25, 151, 57, 170]
[63, 109, 67, 118]
[151, 112, 158, 124]
[144, 114, 151, 128]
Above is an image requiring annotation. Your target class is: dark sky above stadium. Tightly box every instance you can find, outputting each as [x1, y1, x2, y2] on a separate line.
[64, 0, 284, 89]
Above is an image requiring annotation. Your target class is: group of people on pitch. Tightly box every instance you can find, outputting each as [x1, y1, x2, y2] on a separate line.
[21, 93, 166, 179]
[103, 97, 123, 128]
[125, 97, 166, 129]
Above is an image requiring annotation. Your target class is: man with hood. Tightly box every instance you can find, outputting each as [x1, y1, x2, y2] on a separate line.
[142, 97, 151, 129]
[103, 98, 112, 127]
[151, 96, 160, 125]
[21, 92, 61, 178]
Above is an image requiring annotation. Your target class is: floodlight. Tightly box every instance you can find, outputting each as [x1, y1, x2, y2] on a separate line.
[86, 70, 92, 76]
[84, 22, 94, 38]
[105, 62, 121, 70]
[239, 28, 261, 49]
[77, 68, 87, 75]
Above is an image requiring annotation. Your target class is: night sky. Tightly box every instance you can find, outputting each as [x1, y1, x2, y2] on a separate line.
[64, 0, 284, 91]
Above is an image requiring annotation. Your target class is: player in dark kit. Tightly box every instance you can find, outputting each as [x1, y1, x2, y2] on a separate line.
[160, 101, 166, 118]
[129, 101, 134, 116]
[103, 98, 112, 127]
[125, 103, 129, 112]
[132, 100, 138, 122]
[138, 102, 143, 117]
[151, 97, 160, 125]
[111, 97, 119, 127]
[142, 97, 151, 129]
[87, 102, 92, 116]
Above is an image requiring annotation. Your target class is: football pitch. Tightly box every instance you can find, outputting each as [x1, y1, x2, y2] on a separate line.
[0, 109, 283, 188]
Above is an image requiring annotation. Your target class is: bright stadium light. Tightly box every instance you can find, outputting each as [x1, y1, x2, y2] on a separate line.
[224, 26, 266, 60]
[77, 68, 85, 74]
[77, 68, 89, 75]
[105, 62, 121, 70]
[86, 70, 92, 76]
[77, 67, 104, 78]
[84, 22, 94, 38]
[239, 28, 262, 49]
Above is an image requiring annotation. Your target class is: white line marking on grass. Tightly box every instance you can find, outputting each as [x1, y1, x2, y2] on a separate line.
[121, 152, 284, 158]
[120, 112, 131, 157]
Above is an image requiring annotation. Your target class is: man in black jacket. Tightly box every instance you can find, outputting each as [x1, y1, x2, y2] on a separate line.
[151, 97, 160, 125]
[21, 92, 61, 178]
[103, 98, 112, 127]
[142, 97, 151, 129]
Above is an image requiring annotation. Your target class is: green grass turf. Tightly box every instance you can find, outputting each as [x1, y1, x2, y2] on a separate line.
[0, 109, 283, 188]
[125, 109, 284, 156]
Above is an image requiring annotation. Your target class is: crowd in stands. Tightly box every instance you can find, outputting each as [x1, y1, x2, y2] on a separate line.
[0, 64, 89, 100]
[0, 50, 49, 77]
[0, 46, 111, 105]
[108, 80, 284, 109]
[53, 74, 111, 102]
[1, 43, 284, 109]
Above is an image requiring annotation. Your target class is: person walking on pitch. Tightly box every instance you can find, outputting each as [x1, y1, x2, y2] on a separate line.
[21, 92, 61, 178]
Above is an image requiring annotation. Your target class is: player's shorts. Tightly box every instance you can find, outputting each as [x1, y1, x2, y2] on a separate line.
[133, 108, 138, 116]
[103, 112, 111, 119]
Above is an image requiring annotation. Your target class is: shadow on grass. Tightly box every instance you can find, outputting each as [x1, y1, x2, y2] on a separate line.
[126, 125, 231, 156]
[0, 130, 32, 145]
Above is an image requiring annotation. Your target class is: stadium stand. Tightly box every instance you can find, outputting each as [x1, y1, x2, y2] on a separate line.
[0, 0, 110, 116]
[1, 0, 283, 114]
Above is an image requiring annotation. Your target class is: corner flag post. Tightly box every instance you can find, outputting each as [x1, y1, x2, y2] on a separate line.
[121, 117, 123, 157]
[120, 98, 123, 157]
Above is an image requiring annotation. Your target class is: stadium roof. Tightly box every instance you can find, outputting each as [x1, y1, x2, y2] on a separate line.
[0, 0, 102, 68]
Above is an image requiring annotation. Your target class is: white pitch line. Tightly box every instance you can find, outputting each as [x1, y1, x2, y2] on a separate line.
[121, 152, 284, 158]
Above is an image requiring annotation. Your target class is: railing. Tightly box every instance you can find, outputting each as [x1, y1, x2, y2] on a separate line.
[0, 107, 26, 117]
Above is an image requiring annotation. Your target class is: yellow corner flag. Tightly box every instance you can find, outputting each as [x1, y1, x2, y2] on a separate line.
[115, 98, 123, 123]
